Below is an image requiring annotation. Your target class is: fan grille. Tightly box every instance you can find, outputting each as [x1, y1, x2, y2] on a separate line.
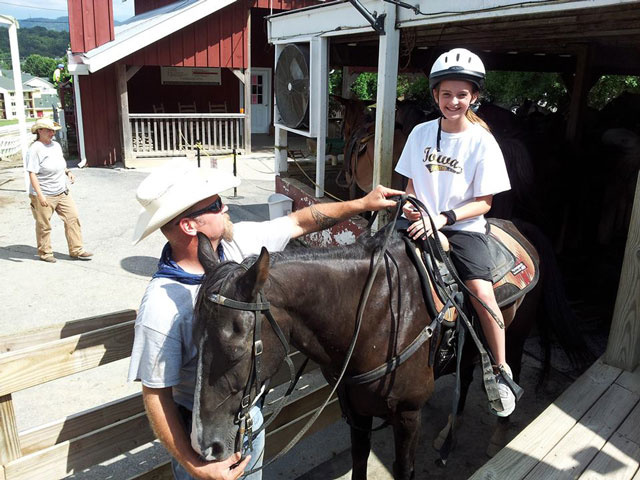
[275, 44, 310, 128]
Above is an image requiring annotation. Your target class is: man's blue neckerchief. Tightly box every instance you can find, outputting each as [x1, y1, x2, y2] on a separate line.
[152, 242, 225, 285]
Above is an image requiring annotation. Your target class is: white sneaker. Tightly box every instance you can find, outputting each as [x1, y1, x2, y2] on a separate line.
[492, 364, 516, 417]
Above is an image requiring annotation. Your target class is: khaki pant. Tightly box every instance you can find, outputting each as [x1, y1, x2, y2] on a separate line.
[29, 192, 84, 259]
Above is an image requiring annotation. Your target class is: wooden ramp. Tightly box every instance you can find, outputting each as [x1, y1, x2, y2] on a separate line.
[470, 358, 640, 480]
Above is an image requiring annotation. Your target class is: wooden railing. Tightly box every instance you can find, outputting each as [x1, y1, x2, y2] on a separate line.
[0, 310, 340, 480]
[0, 136, 21, 159]
[129, 113, 246, 157]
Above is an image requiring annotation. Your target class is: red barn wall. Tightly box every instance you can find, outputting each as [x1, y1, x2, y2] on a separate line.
[127, 67, 241, 113]
[78, 65, 121, 166]
[68, 0, 115, 53]
[125, 2, 248, 69]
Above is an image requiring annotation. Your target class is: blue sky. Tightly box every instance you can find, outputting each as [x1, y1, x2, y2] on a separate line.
[0, 0, 136, 22]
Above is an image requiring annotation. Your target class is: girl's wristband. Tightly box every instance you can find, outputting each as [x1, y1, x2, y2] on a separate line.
[441, 210, 457, 226]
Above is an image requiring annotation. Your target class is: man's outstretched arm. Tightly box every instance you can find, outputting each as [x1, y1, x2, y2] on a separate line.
[288, 185, 403, 239]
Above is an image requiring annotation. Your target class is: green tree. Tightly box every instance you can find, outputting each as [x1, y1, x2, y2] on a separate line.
[351, 72, 378, 100]
[22, 54, 58, 79]
[588, 75, 640, 110]
[484, 71, 568, 111]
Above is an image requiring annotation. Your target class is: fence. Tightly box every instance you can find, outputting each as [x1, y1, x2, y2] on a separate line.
[0, 136, 21, 160]
[129, 113, 246, 157]
[0, 310, 340, 479]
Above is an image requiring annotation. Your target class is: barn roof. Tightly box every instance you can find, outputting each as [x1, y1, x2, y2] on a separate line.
[68, 0, 236, 74]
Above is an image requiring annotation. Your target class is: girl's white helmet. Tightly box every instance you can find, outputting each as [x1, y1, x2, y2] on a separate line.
[429, 48, 486, 91]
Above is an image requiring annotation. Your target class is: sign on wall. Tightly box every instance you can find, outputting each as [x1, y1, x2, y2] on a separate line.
[160, 67, 222, 85]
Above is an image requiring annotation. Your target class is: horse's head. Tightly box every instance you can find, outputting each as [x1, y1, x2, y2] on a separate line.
[191, 233, 271, 461]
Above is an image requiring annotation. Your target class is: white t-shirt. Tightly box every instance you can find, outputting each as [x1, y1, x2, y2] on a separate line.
[127, 215, 294, 410]
[25, 141, 67, 196]
[395, 120, 510, 233]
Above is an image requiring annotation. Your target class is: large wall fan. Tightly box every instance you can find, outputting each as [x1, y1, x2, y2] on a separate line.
[274, 43, 311, 130]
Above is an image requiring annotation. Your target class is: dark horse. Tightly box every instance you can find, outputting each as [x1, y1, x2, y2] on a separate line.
[189, 222, 570, 479]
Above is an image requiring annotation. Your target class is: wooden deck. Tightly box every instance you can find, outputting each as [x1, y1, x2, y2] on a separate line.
[470, 358, 640, 480]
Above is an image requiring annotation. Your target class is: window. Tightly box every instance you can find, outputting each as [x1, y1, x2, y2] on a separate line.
[251, 74, 263, 105]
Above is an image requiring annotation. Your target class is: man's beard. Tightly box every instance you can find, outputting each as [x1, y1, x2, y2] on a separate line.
[222, 214, 234, 242]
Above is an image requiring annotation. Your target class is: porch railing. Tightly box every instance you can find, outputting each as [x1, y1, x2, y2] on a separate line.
[129, 113, 246, 157]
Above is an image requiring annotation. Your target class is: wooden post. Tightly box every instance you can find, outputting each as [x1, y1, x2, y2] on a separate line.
[115, 63, 133, 167]
[275, 126, 288, 173]
[0, 395, 21, 465]
[604, 173, 640, 371]
[312, 37, 328, 198]
[565, 44, 590, 146]
[244, 7, 252, 154]
[372, 2, 400, 229]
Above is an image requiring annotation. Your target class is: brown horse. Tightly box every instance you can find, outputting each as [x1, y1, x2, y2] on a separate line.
[334, 96, 434, 197]
[189, 220, 575, 479]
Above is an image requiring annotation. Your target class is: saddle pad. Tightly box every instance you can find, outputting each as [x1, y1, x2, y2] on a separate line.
[418, 219, 539, 320]
[487, 219, 539, 307]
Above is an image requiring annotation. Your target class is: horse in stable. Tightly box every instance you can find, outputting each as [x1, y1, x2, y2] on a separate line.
[190, 197, 586, 480]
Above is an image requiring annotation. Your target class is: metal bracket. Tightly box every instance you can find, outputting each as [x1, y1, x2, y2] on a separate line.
[348, 0, 386, 35]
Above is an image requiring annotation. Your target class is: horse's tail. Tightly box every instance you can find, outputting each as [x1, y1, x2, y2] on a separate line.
[513, 219, 594, 376]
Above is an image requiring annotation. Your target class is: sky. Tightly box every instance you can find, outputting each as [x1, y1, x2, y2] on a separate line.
[0, 0, 136, 22]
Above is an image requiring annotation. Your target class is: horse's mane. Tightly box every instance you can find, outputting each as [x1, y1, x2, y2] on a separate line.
[195, 228, 403, 321]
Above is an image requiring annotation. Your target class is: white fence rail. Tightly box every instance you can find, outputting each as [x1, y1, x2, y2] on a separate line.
[0, 136, 21, 159]
[129, 113, 246, 157]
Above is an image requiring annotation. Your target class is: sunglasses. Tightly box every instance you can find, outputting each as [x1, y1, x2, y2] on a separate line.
[175, 197, 224, 225]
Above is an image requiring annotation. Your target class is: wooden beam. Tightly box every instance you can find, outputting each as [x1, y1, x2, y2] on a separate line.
[0, 395, 20, 465]
[0, 321, 134, 397]
[19, 393, 144, 455]
[372, 2, 400, 230]
[3, 413, 154, 480]
[312, 36, 329, 198]
[126, 65, 142, 82]
[0, 310, 136, 354]
[565, 44, 591, 146]
[128, 462, 172, 480]
[116, 63, 134, 167]
[244, 8, 252, 154]
[605, 173, 640, 371]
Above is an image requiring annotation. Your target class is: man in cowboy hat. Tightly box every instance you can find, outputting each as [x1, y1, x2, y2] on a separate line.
[128, 166, 402, 480]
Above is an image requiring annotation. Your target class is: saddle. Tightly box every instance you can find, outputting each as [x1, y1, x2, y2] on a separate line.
[338, 122, 375, 191]
[409, 218, 539, 328]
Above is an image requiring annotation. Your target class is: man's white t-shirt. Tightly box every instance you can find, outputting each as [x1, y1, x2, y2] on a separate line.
[127, 215, 294, 410]
[25, 141, 67, 196]
[395, 120, 510, 233]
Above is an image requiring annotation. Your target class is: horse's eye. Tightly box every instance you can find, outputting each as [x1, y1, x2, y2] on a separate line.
[232, 319, 245, 335]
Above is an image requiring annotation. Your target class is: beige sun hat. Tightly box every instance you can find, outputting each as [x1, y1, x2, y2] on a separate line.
[30, 118, 62, 134]
[133, 166, 240, 244]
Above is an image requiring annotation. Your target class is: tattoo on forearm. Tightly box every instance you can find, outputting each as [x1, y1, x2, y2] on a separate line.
[310, 205, 339, 230]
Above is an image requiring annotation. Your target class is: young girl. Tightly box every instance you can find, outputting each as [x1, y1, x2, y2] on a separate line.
[395, 48, 515, 416]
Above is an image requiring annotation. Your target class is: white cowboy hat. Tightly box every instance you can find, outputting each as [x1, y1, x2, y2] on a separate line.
[133, 166, 240, 244]
[30, 118, 61, 134]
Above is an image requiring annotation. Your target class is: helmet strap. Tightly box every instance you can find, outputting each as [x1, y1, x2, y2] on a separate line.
[436, 117, 443, 153]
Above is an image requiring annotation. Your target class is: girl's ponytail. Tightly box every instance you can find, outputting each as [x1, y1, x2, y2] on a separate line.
[466, 108, 491, 132]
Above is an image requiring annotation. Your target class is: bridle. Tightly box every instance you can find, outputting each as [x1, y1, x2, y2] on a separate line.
[207, 283, 297, 458]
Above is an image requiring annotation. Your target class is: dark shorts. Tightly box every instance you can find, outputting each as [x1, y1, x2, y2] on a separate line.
[444, 229, 495, 283]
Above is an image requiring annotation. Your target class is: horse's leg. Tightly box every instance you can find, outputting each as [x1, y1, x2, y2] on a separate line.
[349, 412, 373, 480]
[392, 409, 421, 480]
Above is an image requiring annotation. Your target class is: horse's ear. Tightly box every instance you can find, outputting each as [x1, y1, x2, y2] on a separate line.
[238, 247, 270, 299]
[197, 232, 219, 273]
